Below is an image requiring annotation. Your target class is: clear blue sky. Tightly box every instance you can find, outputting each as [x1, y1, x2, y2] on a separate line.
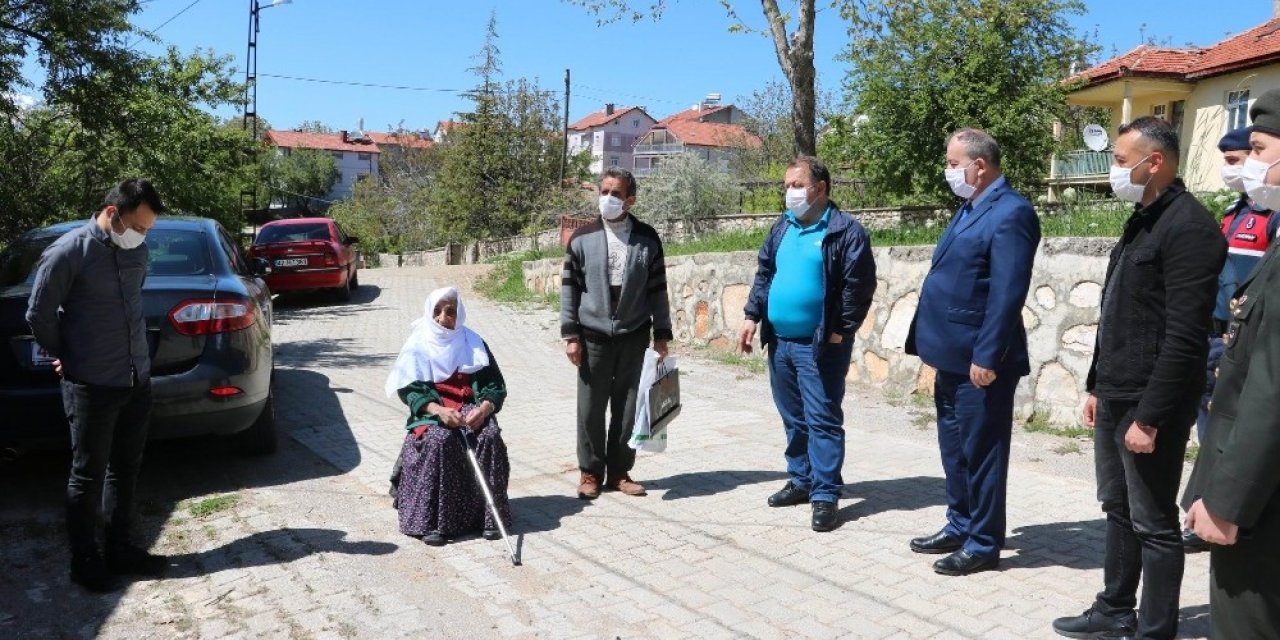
[52, 0, 1280, 132]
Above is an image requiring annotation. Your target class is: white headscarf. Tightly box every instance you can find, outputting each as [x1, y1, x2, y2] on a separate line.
[384, 286, 491, 396]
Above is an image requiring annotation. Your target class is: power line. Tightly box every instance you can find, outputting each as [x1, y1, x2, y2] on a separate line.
[258, 73, 556, 95]
[129, 0, 204, 47]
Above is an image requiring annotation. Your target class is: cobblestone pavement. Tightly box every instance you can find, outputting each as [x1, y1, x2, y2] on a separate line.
[0, 265, 1211, 639]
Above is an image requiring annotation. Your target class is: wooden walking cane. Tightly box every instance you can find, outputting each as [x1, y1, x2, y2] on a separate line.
[454, 428, 520, 566]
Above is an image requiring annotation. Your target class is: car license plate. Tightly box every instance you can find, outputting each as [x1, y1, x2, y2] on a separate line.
[31, 342, 55, 366]
[274, 258, 307, 267]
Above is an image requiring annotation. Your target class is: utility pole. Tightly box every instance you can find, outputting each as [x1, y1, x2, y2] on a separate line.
[559, 68, 570, 185]
[241, 0, 261, 217]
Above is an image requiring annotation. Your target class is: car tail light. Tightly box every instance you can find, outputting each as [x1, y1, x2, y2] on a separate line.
[169, 298, 256, 336]
[209, 386, 243, 398]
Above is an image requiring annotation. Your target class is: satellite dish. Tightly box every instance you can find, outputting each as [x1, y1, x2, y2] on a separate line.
[1082, 124, 1109, 152]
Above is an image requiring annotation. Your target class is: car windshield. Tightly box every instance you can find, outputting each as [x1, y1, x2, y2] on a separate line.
[0, 227, 211, 286]
[256, 223, 332, 244]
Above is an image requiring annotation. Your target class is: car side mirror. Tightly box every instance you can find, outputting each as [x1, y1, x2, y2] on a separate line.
[345, 236, 360, 245]
[251, 257, 273, 276]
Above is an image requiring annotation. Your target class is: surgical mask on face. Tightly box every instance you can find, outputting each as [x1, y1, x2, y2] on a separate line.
[1241, 156, 1280, 211]
[598, 195, 626, 221]
[109, 215, 146, 250]
[945, 160, 977, 199]
[785, 187, 811, 217]
[1222, 163, 1247, 192]
[1109, 155, 1152, 203]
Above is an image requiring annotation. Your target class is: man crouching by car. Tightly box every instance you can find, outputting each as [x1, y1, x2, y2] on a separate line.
[26, 178, 170, 592]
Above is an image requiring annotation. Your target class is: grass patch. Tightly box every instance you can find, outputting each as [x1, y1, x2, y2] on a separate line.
[1023, 412, 1093, 439]
[666, 228, 769, 256]
[1186, 444, 1200, 462]
[475, 248, 561, 309]
[1052, 441, 1083, 455]
[187, 494, 240, 518]
[912, 412, 934, 430]
[697, 344, 767, 375]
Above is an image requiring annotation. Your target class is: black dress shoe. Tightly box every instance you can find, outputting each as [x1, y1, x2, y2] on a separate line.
[910, 529, 964, 554]
[811, 501, 838, 532]
[70, 554, 119, 593]
[767, 481, 809, 507]
[482, 528, 501, 541]
[1182, 528, 1210, 553]
[1051, 606, 1136, 639]
[105, 544, 168, 578]
[933, 549, 998, 576]
[421, 532, 446, 546]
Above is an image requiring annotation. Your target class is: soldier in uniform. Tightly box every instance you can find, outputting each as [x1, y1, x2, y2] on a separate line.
[1183, 88, 1280, 638]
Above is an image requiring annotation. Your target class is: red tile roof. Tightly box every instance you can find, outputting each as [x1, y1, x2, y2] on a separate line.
[1187, 19, 1280, 79]
[657, 104, 731, 125]
[365, 131, 433, 149]
[659, 120, 761, 149]
[568, 105, 652, 131]
[1072, 45, 1202, 84]
[1073, 19, 1280, 87]
[265, 130, 380, 154]
[435, 120, 460, 133]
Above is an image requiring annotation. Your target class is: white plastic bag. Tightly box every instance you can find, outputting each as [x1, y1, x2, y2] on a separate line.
[629, 349, 678, 453]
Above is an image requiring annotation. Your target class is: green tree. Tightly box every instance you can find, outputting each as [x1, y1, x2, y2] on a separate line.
[566, 0, 827, 156]
[0, 47, 263, 240]
[836, 0, 1094, 203]
[430, 13, 577, 241]
[633, 152, 741, 234]
[265, 148, 339, 215]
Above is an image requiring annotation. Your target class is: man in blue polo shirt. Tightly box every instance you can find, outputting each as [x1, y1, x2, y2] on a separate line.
[739, 156, 877, 532]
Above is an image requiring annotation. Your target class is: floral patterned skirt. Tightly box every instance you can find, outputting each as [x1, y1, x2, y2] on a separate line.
[395, 410, 512, 538]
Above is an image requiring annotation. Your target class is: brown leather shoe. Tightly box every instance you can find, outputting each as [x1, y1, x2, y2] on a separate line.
[606, 473, 647, 496]
[577, 472, 601, 500]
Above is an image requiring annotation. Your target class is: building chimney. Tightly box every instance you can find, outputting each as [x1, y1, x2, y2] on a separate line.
[605, 103, 615, 115]
[1275, 0, 1280, 18]
[340, 130, 349, 143]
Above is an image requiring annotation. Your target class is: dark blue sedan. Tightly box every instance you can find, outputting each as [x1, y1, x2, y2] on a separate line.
[0, 217, 277, 454]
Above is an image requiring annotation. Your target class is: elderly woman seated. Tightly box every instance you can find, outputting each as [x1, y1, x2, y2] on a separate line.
[385, 286, 512, 546]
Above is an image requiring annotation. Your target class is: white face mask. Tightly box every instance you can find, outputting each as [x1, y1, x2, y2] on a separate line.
[1109, 155, 1152, 203]
[598, 195, 626, 221]
[109, 215, 146, 250]
[785, 187, 811, 217]
[945, 160, 977, 199]
[1221, 163, 1246, 192]
[1241, 156, 1280, 211]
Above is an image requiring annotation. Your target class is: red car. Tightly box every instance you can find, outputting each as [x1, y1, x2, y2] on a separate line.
[248, 218, 360, 300]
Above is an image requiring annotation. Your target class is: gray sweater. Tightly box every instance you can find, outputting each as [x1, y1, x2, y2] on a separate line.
[560, 215, 673, 342]
[27, 219, 151, 387]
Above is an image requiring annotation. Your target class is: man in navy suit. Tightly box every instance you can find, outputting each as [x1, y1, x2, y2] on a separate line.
[905, 128, 1041, 576]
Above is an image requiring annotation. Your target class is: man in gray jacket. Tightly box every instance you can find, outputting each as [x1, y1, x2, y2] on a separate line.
[561, 167, 673, 500]
[27, 179, 167, 592]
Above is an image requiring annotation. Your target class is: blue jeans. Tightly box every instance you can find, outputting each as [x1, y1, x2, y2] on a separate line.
[933, 369, 1017, 558]
[767, 336, 853, 503]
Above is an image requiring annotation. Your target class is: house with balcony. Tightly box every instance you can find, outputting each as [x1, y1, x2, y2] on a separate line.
[1051, 16, 1280, 199]
[632, 99, 762, 177]
[567, 104, 657, 174]
[264, 129, 380, 203]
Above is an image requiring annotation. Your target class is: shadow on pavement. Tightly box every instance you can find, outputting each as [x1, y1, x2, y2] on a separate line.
[275, 338, 394, 371]
[164, 527, 396, 579]
[837, 475, 948, 521]
[645, 469, 789, 501]
[1002, 518, 1105, 570]
[272, 282, 383, 314]
[508, 494, 592, 534]
[0, 361, 370, 637]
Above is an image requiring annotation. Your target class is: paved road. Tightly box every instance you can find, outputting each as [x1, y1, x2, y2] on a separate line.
[0, 265, 1211, 639]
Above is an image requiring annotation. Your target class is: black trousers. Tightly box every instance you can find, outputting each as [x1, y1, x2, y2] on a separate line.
[1093, 397, 1192, 640]
[61, 378, 152, 559]
[576, 330, 648, 478]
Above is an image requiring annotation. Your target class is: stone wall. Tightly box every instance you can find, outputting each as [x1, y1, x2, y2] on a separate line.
[524, 236, 1113, 423]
